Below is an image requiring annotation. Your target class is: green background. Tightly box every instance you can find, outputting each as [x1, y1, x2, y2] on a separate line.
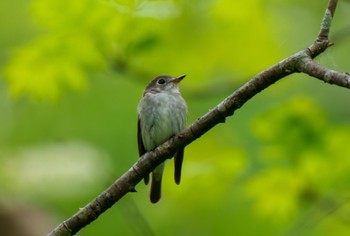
[1, 0, 350, 235]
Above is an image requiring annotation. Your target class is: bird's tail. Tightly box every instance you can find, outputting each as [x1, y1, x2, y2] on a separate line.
[149, 163, 165, 203]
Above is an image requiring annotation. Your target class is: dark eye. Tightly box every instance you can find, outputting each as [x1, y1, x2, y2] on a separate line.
[157, 79, 166, 85]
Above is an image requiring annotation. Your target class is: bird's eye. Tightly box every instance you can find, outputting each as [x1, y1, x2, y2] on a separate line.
[157, 79, 166, 85]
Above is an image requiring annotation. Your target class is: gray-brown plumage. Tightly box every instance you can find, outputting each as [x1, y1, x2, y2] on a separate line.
[137, 75, 187, 203]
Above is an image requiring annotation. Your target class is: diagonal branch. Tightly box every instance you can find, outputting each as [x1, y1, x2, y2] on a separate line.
[297, 58, 350, 88]
[318, 0, 337, 40]
[47, 0, 344, 235]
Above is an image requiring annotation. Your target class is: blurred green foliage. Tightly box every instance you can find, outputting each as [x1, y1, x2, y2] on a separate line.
[1, 0, 350, 235]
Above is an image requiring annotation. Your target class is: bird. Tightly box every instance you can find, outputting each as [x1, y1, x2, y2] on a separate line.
[137, 75, 188, 203]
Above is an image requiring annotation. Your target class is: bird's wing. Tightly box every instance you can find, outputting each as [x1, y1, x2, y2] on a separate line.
[174, 148, 184, 185]
[137, 117, 146, 157]
[137, 117, 149, 184]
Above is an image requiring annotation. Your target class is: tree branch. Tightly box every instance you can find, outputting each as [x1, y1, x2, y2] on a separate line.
[318, 0, 337, 40]
[48, 0, 344, 235]
[297, 58, 350, 88]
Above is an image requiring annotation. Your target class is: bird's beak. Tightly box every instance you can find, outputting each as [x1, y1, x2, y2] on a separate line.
[172, 74, 186, 84]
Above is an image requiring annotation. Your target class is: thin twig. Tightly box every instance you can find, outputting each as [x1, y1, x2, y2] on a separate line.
[297, 58, 350, 87]
[318, 0, 337, 40]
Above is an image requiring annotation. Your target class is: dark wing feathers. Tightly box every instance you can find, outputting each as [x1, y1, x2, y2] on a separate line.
[174, 148, 184, 185]
[137, 118, 149, 185]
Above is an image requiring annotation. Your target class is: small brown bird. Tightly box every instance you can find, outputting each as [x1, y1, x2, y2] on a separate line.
[137, 75, 188, 203]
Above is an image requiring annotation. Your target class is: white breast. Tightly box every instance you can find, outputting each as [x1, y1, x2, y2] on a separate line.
[138, 91, 187, 151]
